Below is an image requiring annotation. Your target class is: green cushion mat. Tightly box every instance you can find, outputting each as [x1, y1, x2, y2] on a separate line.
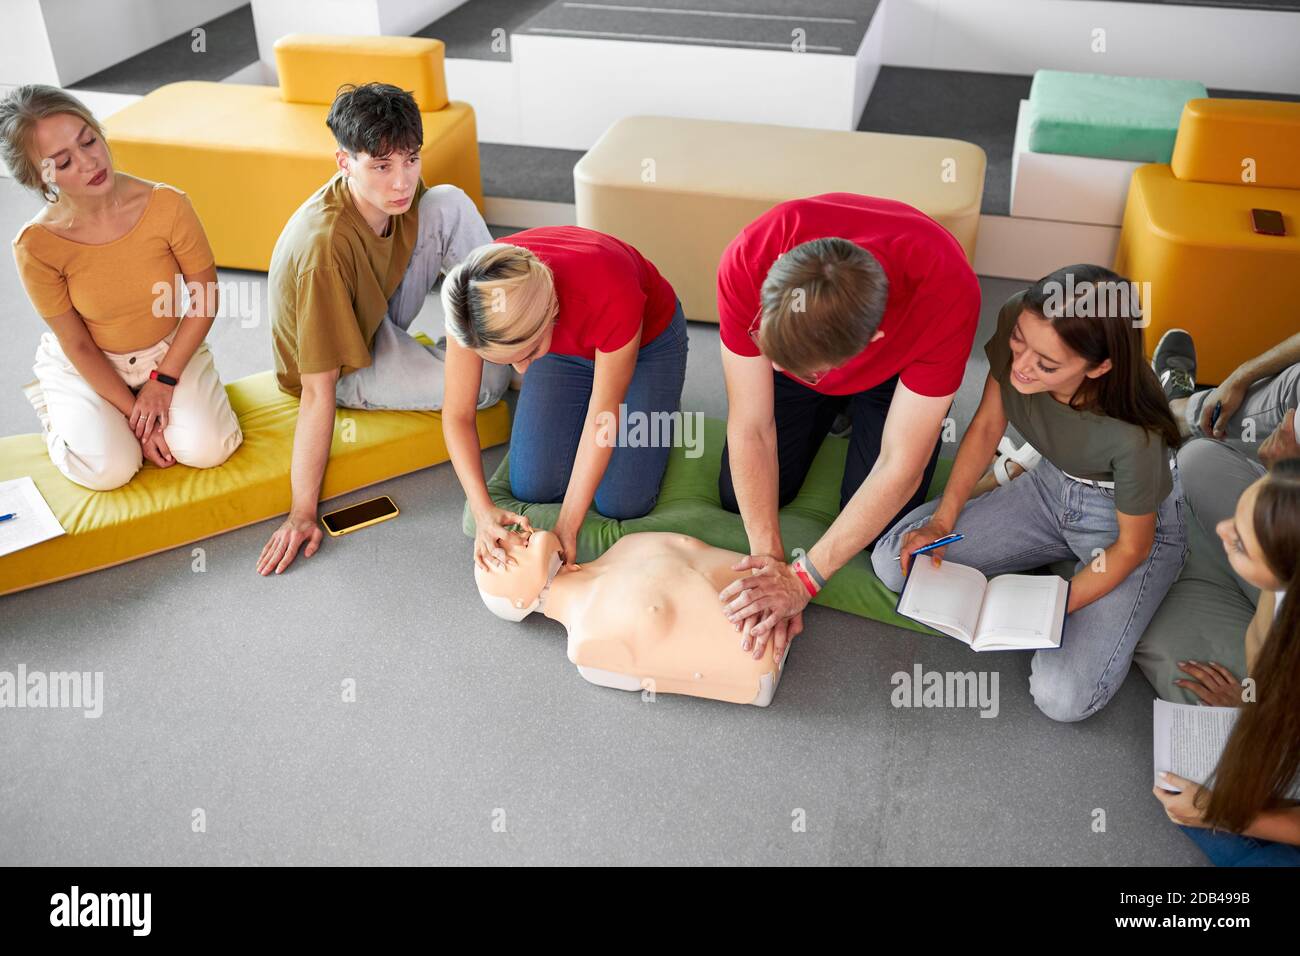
[1026, 70, 1207, 163]
[461, 417, 952, 634]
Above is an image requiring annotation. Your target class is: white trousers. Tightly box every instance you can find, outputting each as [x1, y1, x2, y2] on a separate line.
[28, 327, 243, 491]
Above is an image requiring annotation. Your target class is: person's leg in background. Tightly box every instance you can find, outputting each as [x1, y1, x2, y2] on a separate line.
[1134, 438, 1263, 702]
[843, 373, 945, 551]
[1180, 825, 1300, 866]
[507, 351, 593, 505]
[870, 456, 1077, 594]
[592, 302, 689, 519]
[1182, 362, 1298, 455]
[1028, 463, 1187, 722]
[336, 185, 511, 410]
[29, 331, 142, 491]
[718, 370, 845, 514]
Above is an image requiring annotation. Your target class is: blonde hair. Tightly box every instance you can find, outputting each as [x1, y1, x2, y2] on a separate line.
[441, 244, 559, 362]
[0, 85, 109, 203]
[756, 237, 888, 378]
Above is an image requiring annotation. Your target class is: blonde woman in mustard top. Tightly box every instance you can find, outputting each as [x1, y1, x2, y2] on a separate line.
[2, 85, 242, 491]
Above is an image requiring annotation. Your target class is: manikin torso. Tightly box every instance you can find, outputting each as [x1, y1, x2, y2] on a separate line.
[476, 530, 787, 706]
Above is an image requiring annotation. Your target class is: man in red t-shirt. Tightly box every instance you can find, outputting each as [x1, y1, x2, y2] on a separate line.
[716, 193, 980, 662]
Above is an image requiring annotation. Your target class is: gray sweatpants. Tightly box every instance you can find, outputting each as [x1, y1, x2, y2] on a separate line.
[1133, 438, 1267, 702]
[1183, 363, 1299, 454]
[334, 184, 512, 411]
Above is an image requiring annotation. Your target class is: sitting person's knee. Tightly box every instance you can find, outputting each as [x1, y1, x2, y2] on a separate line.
[65, 445, 142, 492]
[870, 539, 906, 591]
[168, 424, 242, 470]
[1029, 669, 1104, 723]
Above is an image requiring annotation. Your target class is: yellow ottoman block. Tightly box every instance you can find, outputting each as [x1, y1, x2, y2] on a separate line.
[103, 35, 484, 273]
[0, 343, 510, 597]
[574, 116, 986, 323]
[1171, 98, 1300, 189]
[1114, 99, 1300, 383]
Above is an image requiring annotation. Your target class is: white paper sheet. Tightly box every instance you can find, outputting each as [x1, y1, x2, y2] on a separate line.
[0, 476, 65, 557]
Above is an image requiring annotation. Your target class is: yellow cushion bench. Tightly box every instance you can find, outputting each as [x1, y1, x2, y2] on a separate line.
[0, 346, 510, 597]
[574, 116, 986, 324]
[103, 34, 485, 273]
[1114, 99, 1300, 383]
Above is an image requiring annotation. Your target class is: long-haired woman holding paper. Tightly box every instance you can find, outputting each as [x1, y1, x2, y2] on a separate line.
[1153, 458, 1300, 865]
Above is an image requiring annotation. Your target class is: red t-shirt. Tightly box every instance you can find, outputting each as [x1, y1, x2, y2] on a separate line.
[501, 226, 676, 360]
[717, 193, 980, 397]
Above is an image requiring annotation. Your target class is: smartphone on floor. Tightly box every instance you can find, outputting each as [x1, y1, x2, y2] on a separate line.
[321, 495, 399, 537]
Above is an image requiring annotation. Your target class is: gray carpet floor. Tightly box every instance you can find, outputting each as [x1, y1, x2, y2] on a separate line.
[0, 172, 1203, 865]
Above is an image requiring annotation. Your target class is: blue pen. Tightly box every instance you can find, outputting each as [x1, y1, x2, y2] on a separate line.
[1210, 401, 1223, 431]
[895, 532, 964, 560]
[0, 513, 15, 523]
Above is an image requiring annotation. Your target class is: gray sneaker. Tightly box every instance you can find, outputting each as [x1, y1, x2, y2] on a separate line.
[1153, 328, 1197, 400]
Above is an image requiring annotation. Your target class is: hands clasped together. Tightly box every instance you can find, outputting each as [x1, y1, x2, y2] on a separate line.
[718, 554, 808, 665]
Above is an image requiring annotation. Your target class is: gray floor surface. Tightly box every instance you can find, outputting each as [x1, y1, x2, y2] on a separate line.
[0, 170, 1202, 865]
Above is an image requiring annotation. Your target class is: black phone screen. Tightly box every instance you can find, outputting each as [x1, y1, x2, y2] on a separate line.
[322, 497, 397, 534]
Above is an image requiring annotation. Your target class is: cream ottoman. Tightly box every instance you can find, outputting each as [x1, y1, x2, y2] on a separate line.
[574, 116, 986, 323]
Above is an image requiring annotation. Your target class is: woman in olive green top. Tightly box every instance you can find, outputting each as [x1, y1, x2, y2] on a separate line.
[873, 264, 1187, 722]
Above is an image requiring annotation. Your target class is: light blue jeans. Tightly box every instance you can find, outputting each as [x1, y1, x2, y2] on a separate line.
[334, 184, 512, 411]
[872, 456, 1188, 722]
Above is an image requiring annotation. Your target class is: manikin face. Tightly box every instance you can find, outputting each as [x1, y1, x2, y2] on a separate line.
[475, 528, 564, 620]
[337, 146, 422, 226]
[31, 113, 114, 201]
[1217, 479, 1285, 591]
[1007, 309, 1112, 403]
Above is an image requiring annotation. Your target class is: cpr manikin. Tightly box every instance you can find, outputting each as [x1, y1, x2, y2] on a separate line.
[475, 530, 789, 706]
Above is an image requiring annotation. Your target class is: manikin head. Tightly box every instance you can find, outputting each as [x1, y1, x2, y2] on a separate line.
[475, 528, 564, 621]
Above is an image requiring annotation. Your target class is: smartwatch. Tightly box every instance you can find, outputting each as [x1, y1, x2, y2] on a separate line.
[150, 369, 179, 387]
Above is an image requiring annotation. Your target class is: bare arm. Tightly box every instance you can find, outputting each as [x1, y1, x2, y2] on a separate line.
[720, 343, 783, 559]
[1066, 509, 1154, 614]
[256, 367, 337, 576]
[553, 335, 639, 562]
[806, 379, 953, 581]
[43, 308, 136, 416]
[289, 369, 339, 518]
[442, 336, 494, 517]
[153, 264, 219, 381]
[1241, 806, 1300, 845]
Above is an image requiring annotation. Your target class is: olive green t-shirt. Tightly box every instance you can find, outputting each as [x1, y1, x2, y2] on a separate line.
[270, 172, 428, 396]
[984, 291, 1173, 515]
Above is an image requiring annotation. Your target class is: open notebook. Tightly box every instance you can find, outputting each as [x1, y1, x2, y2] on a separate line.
[0, 476, 65, 558]
[896, 556, 1070, 651]
[1154, 699, 1300, 798]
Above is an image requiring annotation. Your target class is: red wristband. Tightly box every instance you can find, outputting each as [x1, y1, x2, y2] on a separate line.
[791, 558, 819, 597]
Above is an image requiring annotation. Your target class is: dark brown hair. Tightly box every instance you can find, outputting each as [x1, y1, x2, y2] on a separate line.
[1202, 458, 1300, 832]
[326, 82, 422, 159]
[1020, 264, 1182, 450]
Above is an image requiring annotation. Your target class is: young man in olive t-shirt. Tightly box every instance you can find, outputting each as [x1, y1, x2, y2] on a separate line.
[259, 82, 510, 576]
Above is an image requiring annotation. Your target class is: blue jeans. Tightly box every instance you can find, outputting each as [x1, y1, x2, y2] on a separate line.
[508, 301, 689, 520]
[1181, 825, 1300, 866]
[871, 456, 1187, 722]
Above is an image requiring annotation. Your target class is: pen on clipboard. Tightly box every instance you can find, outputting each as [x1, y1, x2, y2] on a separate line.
[895, 532, 964, 560]
[0, 513, 16, 523]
